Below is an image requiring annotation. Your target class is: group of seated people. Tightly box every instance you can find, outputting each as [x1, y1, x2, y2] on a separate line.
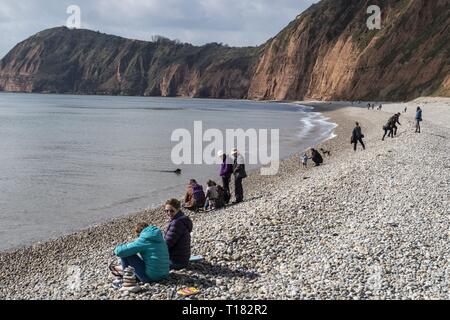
[110, 178, 231, 284]
[110, 150, 243, 285]
[183, 179, 230, 212]
[110, 198, 193, 284]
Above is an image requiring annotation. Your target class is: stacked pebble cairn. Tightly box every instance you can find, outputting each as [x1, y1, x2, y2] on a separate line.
[120, 267, 141, 293]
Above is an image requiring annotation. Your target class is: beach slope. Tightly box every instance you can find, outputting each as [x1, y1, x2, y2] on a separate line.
[0, 98, 448, 300]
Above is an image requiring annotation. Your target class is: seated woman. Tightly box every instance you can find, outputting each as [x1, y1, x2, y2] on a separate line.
[113, 222, 169, 283]
[164, 199, 193, 270]
[183, 179, 206, 211]
[204, 180, 219, 210]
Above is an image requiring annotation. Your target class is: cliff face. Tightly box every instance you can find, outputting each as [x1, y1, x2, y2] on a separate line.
[0, 0, 448, 101]
[0, 28, 259, 98]
[249, 0, 450, 101]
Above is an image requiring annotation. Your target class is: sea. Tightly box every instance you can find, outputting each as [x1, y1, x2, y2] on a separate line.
[0, 93, 336, 251]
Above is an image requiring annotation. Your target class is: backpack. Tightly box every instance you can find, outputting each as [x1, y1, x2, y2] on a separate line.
[192, 184, 205, 203]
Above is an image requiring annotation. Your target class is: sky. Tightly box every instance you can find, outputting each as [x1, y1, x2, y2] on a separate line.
[0, 0, 318, 58]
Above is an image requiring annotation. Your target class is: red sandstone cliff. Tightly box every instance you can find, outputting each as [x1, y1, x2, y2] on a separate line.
[0, 0, 448, 101]
[248, 0, 450, 101]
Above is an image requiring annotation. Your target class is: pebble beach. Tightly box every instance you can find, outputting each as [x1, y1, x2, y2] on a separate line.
[0, 98, 448, 300]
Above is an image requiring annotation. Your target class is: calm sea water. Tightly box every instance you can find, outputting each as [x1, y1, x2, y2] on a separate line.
[0, 93, 335, 251]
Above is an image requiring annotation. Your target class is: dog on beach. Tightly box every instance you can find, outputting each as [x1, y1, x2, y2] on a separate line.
[320, 148, 332, 157]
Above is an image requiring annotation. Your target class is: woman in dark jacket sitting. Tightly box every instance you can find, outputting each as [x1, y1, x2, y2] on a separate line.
[164, 198, 193, 270]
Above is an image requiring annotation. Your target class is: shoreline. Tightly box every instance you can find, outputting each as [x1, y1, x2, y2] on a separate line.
[0, 97, 448, 300]
[0, 100, 335, 254]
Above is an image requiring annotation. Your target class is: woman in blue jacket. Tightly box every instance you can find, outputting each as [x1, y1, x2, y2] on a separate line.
[113, 223, 170, 283]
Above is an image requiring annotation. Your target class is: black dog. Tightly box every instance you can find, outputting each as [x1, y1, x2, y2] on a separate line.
[154, 169, 182, 174]
[320, 148, 331, 157]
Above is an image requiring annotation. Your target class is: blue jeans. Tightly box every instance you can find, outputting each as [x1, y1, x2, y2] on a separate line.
[120, 255, 151, 283]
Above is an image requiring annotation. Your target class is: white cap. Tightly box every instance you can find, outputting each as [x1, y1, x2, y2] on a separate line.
[217, 150, 225, 158]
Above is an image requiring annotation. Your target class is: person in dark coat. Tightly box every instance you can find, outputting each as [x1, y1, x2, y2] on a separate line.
[310, 148, 323, 167]
[164, 198, 193, 270]
[392, 113, 402, 136]
[351, 122, 366, 151]
[415, 107, 423, 133]
[231, 148, 247, 204]
[382, 118, 394, 141]
[218, 150, 233, 203]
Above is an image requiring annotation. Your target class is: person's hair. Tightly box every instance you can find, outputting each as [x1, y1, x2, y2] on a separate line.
[189, 179, 197, 185]
[417, 107, 421, 111]
[207, 180, 216, 187]
[356, 122, 360, 126]
[165, 198, 181, 211]
[134, 222, 149, 236]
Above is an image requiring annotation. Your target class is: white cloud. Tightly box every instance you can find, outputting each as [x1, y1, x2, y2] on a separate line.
[0, 0, 318, 58]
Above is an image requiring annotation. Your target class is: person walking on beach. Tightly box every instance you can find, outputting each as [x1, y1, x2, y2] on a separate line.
[415, 107, 423, 133]
[310, 148, 323, 167]
[218, 150, 233, 204]
[231, 148, 247, 204]
[382, 117, 394, 141]
[164, 198, 193, 270]
[183, 179, 205, 211]
[392, 113, 402, 136]
[351, 122, 366, 151]
[113, 222, 169, 283]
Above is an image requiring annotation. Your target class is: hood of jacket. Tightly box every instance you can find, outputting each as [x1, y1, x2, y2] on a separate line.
[140, 226, 165, 243]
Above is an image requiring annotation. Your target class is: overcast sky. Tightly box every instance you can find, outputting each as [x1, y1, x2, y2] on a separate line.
[0, 0, 318, 58]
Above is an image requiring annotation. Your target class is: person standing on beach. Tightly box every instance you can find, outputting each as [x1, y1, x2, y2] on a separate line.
[231, 148, 247, 204]
[164, 199, 193, 270]
[218, 150, 233, 204]
[351, 122, 366, 151]
[415, 107, 423, 133]
[382, 118, 394, 141]
[301, 153, 309, 168]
